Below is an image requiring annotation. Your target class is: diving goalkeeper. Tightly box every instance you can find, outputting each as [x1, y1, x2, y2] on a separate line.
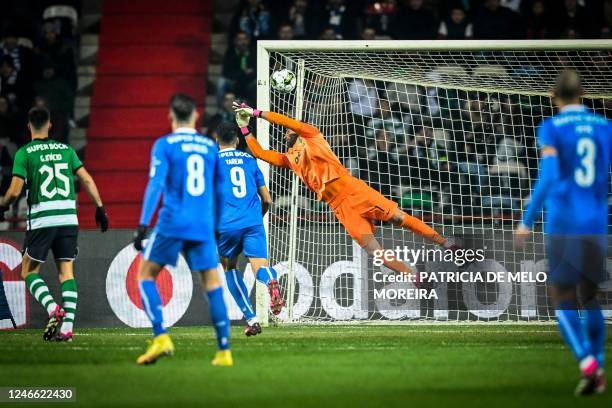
[233, 102, 454, 276]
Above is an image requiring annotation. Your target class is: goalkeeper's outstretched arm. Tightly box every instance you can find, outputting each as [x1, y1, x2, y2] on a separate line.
[243, 130, 289, 168]
[260, 111, 319, 138]
[233, 101, 319, 138]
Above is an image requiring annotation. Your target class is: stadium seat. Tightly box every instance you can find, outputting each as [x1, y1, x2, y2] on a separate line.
[472, 65, 509, 78]
[81, 0, 212, 229]
[42, 5, 78, 28]
[430, 65, 468, 78]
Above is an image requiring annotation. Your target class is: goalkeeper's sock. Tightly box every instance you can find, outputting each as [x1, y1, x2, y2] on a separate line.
[60, 279, 77, 334]
[25, 273, 59, 316]
[400, 214, 446, 246]
[256, 266, 278, 286]
[583, 303, 606, 368]
[225, 269, 256, 321]
[139, 279, 166, 337]
[207, 287, 230, 350]
[556, 304, 595, 372]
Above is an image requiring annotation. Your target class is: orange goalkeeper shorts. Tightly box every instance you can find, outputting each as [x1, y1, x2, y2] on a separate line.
[324, 176, 398, 243]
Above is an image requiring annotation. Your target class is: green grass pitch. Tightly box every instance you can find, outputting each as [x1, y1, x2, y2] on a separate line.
[0, 325, 610, 407]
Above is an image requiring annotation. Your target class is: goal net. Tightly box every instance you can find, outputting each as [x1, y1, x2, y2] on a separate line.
[254, 40, 612, 324]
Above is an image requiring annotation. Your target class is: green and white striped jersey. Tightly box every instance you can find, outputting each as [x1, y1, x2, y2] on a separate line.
[12, 138, 83, 230]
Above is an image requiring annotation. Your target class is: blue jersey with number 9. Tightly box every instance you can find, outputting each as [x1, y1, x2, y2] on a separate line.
[215, 148, 266, 233]
[538, 105, 612, 234]
[140, 129, 218, 241]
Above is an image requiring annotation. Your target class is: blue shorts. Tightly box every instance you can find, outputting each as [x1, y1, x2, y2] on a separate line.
[143, 231, 218, 271]
[217, 224, 267, 260]
[546, 234, 608, 286]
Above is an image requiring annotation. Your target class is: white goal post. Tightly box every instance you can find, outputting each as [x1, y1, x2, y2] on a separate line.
[254, 40, 612, 325]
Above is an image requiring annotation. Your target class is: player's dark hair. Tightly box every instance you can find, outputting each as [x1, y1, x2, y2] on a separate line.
[216, 122, 239, 146]
[170, 93, 196, 123]
[554, 70, 583, 102]
[28, 106, 50, 130]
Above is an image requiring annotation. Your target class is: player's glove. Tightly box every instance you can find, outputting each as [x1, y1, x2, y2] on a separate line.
[232, 101, 261, 118]
[235, 111, 250, 128]
[0, 205, 9, 222]
[133, 224, 149, 251]
[95, 206, 109, 232]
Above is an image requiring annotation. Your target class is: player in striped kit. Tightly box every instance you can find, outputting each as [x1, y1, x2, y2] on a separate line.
[0, 107, 109, 341]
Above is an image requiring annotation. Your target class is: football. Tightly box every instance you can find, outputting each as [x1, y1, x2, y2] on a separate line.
[270, 69, 297, 93]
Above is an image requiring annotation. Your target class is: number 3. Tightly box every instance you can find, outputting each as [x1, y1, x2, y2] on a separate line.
[575, 137, 596, 187]
[186, 154, 205, 196]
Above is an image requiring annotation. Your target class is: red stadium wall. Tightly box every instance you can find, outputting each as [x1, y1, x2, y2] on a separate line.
[80, 0, 213, 228]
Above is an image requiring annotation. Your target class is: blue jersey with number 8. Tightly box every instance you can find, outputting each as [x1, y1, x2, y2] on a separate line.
[215, 148, 266, 233]
[139, 129, 218, 241]
[538, 105, 612, 234]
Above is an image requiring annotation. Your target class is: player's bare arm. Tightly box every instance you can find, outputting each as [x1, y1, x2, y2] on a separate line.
[258, 186, 272, 216]
[0, 176, 24, 222]
[76, 167, 109, 232]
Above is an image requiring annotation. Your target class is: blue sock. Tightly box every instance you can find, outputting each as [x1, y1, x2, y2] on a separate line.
[225, 269, 256, 321]
[256, 266, 278, 286]
[556, 302, 591, 362]
[584, 304, 606, 368]
[207, 287, 230, 350]
[139, 280, 166, 337]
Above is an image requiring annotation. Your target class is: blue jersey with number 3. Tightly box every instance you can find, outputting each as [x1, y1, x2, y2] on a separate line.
[215, 148, 266, 232]
[538, 105, 611, 234]
[139, 128, 218, 241]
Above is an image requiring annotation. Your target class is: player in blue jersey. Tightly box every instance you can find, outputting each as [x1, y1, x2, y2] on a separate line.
[214, 122, 283, 337]
[132, 94, 232, 367]
[515, 71, 610, 396]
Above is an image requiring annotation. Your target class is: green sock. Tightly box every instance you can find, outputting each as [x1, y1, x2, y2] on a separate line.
[60, 279, 77, 334]
[25, 273, 58, 316]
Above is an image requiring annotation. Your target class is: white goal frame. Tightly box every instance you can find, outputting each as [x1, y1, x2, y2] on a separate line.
[254, 40, 612, 325]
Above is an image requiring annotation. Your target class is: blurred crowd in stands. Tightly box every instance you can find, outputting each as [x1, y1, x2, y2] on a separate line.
[216, 0, 612, 222]
[217, 0, 612, 107]
[0, 1, 79, 198]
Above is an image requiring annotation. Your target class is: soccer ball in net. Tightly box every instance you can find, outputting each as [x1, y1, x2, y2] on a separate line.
[270, 69, 297, 93]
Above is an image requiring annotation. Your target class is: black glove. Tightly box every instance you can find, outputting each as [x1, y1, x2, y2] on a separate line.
[95, 206, 109, 232]
[0, 205, 9, 222]
[133, 225, 149, 251]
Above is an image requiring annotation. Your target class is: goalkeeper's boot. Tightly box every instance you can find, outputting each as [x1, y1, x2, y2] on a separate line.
[54, 331, 73, 342]
[595, 369, 607, 394]
[575, 357, 599, 396]
[268, 279, 284, 315]
[43, 305, 65, 341]
[244, 322, 262, 337]
[137, 333, 174, 365]
[212, 350, 233, 367]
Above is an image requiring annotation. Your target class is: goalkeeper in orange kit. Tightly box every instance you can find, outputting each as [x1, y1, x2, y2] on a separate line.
[234, 102, 455, 277]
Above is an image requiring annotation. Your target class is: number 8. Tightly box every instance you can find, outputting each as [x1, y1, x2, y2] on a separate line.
[186, 154, 205, 196]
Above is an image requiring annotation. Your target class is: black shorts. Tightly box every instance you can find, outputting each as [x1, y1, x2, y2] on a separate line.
[23, 226, 79, 263]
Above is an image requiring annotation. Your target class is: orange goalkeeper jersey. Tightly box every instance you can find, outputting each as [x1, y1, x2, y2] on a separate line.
[267, 112, 350, 201]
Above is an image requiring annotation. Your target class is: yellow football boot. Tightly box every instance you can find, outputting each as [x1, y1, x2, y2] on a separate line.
[211, 350, 233, 367]
[137, 333, 175, 365]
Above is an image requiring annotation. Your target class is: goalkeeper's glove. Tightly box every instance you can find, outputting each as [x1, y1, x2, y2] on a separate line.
[235, 111, 250, 128]
[133, 224, 149, 251]
[232, 101, 261, 118]
[0, 205, 9, 222]
[95, 206, 109, 232]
